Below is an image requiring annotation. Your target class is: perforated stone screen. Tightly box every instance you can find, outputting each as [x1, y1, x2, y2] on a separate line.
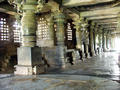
[67, 23, 72, 41]
[0, 18, 9, 41]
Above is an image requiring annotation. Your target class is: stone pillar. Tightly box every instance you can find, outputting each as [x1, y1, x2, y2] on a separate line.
[54, 11, 66, 68]
[85, 39, 90, 58]
[81, 43, 86, 59]
[89, 22, 95, 56]
[99, 27, 103, 53]
[13, 0, 45, 75]
[94, 24, 98, 54]
[21, 11, 36, 47]
[106, 32, 109, 50]
[47, 14, 54, 47]
[102, 30, 107, 52]
[98, 30, 102, 53]
[73, 17, 83, 60]
[76, 28, 82, 49]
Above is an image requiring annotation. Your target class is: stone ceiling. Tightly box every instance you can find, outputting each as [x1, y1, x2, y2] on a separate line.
[0, 0, 120, 34]
[62, 0, 120, 34]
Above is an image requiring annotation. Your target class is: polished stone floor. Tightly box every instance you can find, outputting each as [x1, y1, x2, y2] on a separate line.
[0, 51, 120, 90]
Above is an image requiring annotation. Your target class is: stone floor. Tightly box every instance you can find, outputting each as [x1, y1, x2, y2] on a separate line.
[0, 51, 120, 90]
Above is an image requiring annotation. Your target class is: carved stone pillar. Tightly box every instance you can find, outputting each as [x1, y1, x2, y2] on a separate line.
[89, 22, 95, 56]
[73, 17, 83, 60]
[12, 0, 45, 75]
[94, 24, 98, 54]
[85, 39, 90, 58]
[98, 28, 103, 53]
[21, 11, 36, 47]
[106, 31, 109, 50]
[102, 30, 107, 52]
[54, 11, 66, 68]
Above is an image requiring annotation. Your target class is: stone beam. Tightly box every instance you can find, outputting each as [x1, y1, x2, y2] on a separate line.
[80, 7, 120, 17]
[103, 28, 116, 30]
[102, 26, 117, 28]
[102, 23, 117, 26]
[87, 15, 118, 20]
[94, 19, 117, 23]
[98, 22, 118, 25]
[0, 3, 16, 15]
[63, 0, 114, 7]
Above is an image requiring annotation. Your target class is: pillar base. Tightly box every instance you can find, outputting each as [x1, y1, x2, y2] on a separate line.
[86, 53, 91, 58]
[14, 65, 32, 75]
[91, 51, 96, 56]
[72, 50, 80, 64]
[14, 47, 44, 75]
[82, 52, 86, 61]
[56, 46, 66, 68]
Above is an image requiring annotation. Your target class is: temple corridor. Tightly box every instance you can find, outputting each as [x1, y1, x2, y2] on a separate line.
[1, 0, 120, 90]
[0, 51, 120, 90]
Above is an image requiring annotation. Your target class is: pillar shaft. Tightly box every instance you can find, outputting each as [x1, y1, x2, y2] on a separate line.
[54, 11, 66, 67]
[94, 25, 98, 54]
[73, 17, 84, 60]
[89, 22, 95, 56]
[102, 30, 106, 51]
[98, 30, 102, 53]
[21, 10, 37, 47]
[85, 40, 90, 58]
[106, 34, 109, 49]
[54, 12, 65, 46]
[76, 29, 82, 49]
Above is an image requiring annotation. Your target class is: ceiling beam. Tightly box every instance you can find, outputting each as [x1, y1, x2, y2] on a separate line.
[0, 3, 16, 15]
[93, 18, 117, 23]
[80, 7, 120, 17]
[87, 14, 118, 20]
[98, 22, 118, 25]
[104, 27, 116, 29]
[63, 0, 114, 7]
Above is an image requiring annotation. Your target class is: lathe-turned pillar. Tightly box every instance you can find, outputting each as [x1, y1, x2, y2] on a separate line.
[73, 17, 83, 60]
[13, 0, 45, 75]
[21, 11, 36, 47]
[54, 11, 66, 68]
[94, 24, 98, 54]
[82, 19, 90, 58]
[106, 31, 109, 50]
[85, 39, 90, 58]
[89, 22, 95, 56]
[98, 28, 103, 54]
[102, 30, 107, 52]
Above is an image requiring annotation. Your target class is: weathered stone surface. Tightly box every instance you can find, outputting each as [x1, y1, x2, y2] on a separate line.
[15, 47, 42, 75]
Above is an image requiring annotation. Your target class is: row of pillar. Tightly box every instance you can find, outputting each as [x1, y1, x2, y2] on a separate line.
[12, 0, 112, 75]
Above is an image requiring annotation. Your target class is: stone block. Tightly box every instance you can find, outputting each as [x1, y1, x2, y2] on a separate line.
[17, 47, 42, 66]
[14, 47, 43, 75]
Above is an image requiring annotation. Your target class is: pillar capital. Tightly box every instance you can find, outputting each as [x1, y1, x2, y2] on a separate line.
[54, 11, 65, 24]
[72, 16, 84, 31]
[9, 0, 46, 13]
